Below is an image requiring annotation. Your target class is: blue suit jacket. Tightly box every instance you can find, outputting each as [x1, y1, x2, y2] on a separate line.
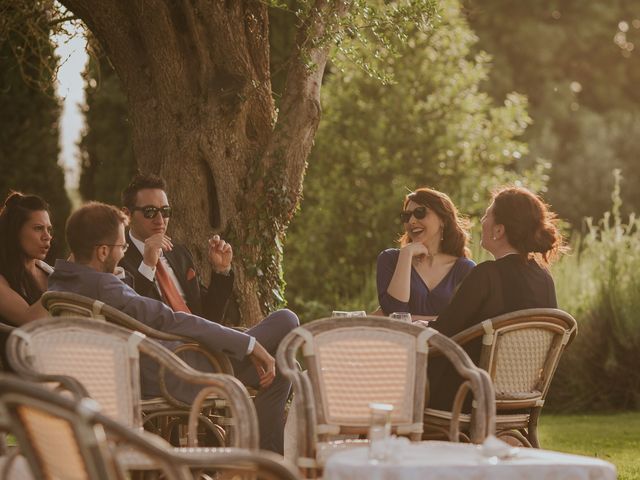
[48, 260, 250, 360]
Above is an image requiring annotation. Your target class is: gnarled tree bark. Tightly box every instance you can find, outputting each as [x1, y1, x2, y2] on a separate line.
[60, 0, 347, 325]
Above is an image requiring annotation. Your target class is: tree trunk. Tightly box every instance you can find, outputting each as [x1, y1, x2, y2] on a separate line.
[60, 0, 345, 325]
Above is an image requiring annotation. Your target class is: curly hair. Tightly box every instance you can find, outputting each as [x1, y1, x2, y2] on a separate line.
[399, 187, 471, 258]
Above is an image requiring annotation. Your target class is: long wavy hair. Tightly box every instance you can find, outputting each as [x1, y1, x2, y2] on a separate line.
[399, 187, 471, 258]
[0, 192, 50, 303]
[492, 186, 566, 265]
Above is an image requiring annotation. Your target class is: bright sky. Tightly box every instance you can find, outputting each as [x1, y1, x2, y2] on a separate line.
[53, 30, 87, 191]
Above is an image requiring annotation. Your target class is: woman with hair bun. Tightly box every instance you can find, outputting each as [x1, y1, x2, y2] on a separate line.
[376, 187, 475, 317]
[428, 186, 566, 410]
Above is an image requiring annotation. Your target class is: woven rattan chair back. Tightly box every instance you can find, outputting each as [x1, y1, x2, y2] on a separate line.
[6, 317, 260, 449]
[41, 290, 234, 376]
[0, 379, 116, 479]
[475, 309, 577, 410]
[490, 326, 556, 398]
[8, 318, 143, 429]
[0, 375, 301, 480]
[312, 327, 418, 427]
[277, 316, 494, 477]
[425, 308, 578, 447]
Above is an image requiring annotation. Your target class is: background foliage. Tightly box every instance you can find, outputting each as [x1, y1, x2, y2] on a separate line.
[283, 0, 545, 321]
[463, 0, 640, 227]
[549, 171, 640, 411]
[78, 38, 136, 206]
[0, 1, 71, 259]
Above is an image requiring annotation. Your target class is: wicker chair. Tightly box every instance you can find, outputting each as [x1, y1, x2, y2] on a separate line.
[424, 308, 577, 447]
[41, 290, 235, 444]
[276, 316, 495, 478]
[0, 374, 300, 480]
[6, 317, 258, 451]
[41, 290, 234, 376]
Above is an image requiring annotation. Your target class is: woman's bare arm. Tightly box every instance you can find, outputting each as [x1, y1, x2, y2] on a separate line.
[0, 275, 48, 326]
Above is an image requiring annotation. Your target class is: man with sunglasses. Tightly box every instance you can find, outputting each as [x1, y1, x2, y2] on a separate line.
[118, 173, 298, 454]
[120, 174, 233, 321]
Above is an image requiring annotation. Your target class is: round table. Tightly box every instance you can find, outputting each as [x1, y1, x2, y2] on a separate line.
[323, 441, 616, 480]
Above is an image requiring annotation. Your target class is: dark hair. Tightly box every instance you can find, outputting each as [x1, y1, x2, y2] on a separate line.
[121, 173, 166, 209]
[66, 202, 127, 262]
[492, 186, 565, 265]
[0, 192, 50, 303]
[399, 187, 471, 258]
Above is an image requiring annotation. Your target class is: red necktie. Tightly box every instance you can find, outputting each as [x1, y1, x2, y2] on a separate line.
[155, 259, 192, 313]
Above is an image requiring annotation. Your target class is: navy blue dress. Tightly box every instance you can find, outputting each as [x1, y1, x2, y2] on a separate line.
[376, 249, 475, 316]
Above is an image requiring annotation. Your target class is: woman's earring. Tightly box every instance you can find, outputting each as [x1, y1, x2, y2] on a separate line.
[492, 236, 496, 240]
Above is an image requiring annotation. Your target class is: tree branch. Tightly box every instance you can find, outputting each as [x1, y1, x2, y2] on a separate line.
[267, 0, 349, 211]
[48, 15, 78, 27]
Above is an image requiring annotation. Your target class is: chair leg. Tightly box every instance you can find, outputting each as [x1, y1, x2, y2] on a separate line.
[528, 407, 541, 448]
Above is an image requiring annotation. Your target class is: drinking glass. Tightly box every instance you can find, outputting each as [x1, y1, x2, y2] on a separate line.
[390, 312, 412, 323]
[331, 310, 366, 317]
[368, 402, 393, 462]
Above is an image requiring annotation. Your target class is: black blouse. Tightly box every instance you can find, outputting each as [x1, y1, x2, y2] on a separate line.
[0, 260, 52, 372]
[427, 254, 557, 410]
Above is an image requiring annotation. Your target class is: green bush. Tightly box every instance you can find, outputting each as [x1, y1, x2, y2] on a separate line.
[284, 0, 545, 321]
[549, 170, 640, 411]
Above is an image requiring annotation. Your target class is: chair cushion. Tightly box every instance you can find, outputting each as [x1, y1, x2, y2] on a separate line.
[496, 390, 542, 401]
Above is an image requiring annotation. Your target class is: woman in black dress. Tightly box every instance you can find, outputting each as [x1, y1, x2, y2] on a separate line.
[0, 192, 52, 369]
[428, 186, 565, 410]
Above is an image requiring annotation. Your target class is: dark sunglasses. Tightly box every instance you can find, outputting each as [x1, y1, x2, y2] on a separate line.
[132, 206, 172, 219]
[400, 206, 428, 223]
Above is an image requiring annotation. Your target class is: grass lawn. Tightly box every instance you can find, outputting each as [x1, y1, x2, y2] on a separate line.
[539, 412, 640, 480]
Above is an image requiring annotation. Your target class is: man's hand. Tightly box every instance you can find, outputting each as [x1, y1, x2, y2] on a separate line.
[208, 235, 233, 273]
[143, 233, 173, 267]
[248, 341, 276, 389]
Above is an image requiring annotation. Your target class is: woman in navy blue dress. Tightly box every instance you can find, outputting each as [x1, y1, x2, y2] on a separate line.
[376, 188, 475, 317]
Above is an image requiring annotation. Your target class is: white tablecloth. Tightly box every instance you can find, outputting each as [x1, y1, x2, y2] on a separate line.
[323, 441, 616, 480]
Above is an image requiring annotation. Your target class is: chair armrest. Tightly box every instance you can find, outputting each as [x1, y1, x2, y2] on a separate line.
[139, 338, 259, 450]
[157, 342, 235, 408]
[4, 369, 89, 402]
[0, 323, 15, 335]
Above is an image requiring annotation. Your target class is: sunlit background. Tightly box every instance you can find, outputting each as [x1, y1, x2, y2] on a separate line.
[53, 28, 87, 192]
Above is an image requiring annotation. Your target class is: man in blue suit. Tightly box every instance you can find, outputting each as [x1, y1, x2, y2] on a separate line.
[49, 202, 298, 453]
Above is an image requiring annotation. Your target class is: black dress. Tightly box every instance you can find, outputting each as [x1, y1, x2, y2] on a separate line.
[427, 253, 557, 410]
[0, 261, 51, 372]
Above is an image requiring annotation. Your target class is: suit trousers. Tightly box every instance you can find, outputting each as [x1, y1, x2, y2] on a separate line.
[142, 308, 299, 454]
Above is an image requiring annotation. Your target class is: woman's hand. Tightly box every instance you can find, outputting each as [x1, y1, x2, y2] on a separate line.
[402, 241, 430, 259]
